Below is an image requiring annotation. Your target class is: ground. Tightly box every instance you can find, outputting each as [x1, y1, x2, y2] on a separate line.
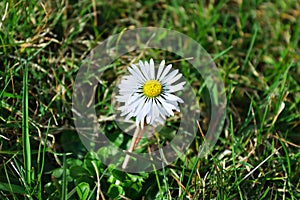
[0, 0, 299, 199]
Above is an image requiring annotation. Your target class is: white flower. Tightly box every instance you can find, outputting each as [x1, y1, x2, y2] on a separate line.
[116, 59, 185, 128]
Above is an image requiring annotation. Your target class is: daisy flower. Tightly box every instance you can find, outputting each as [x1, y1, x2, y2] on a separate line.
[116, 59, 185, 128]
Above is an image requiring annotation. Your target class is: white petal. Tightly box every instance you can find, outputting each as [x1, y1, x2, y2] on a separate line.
[146, 115, 151, 124]
[155, 99, 168, 118]
[156, 97, 172, 116]
[128, 65, 145, 83]
[133, 96, 147, 115]
[140, 116, 145, 129]
[128, 93, 143, 104]
[158, 97, 177, 116]
[150, 100, 159, 124]
[163, 103, 176, 116]
[118, 105, 125, 111]
[164, 73, 182, 85]
[115, 95, 128, 102]
[144, 61, 151, 80]
[166, 81, 185, 92]
[120, 109, 131, 117]
[156, 60, 165, 80]
[158, 116, 165, 123]
[149, 58, 155, 79]
[163, 93, 184, 103]
[128, 96, 145, 112]
[143, 102, 151, 116]
[124, 112, 134, 120]
[136, 120, 140, 128]
[136, 101, 148, 129]
[131, 64, 147, 82]
[139, 60, 150, 80]
[166, 100, 180, 111]
[158, 64, 172, 81]
[161, 69, 179, 84]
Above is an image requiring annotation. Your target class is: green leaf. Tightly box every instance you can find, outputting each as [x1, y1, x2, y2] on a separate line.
[108, 166, 127, 182]
[52, 168, 63, 178]
[76, 182, 90, 200]
[0, 183, 25, 194]
[70, 166, 90, 178]
[107, 184, 124, 199]
[74, 176, 94, 187]
[84, 152, 103, 176]
[66, 158, 83, 167]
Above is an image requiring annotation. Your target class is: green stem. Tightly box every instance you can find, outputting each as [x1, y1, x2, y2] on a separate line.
[22, 63, 31, 187]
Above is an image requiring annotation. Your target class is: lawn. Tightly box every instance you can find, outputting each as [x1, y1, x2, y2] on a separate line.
[0, 0, 299, 199]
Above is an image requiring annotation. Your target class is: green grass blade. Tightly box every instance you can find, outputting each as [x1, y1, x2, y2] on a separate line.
[242, 23, 258, 70]
[3, 160, 18, 199]
[22, 62, 31, 188]
[37, 120, 51, 199]
[61, 154, 68, 200]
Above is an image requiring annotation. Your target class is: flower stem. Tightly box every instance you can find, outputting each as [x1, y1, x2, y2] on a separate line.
[122, 125, 143, 170]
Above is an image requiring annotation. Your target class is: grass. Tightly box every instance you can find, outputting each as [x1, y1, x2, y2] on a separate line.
[0, 0, 300, 199]
[22, 60, 31, 192]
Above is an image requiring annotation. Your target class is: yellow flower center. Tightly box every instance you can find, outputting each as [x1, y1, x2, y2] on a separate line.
[143, 80, 162, 98]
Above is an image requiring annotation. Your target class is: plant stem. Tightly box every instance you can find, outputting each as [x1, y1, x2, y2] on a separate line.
[122, 126, 143, 170]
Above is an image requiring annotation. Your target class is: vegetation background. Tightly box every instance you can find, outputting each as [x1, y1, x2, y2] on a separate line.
[0, 0, 299, 199]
